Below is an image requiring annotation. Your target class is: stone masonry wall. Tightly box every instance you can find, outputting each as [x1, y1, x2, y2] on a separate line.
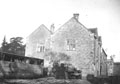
[51, 17, 96, 77]
[25, 24, 51, 60]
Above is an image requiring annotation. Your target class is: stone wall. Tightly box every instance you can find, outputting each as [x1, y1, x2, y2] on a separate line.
[101, 49, 107, 76]
[25, 24, 51, 60]
[51, 17, 96, 77]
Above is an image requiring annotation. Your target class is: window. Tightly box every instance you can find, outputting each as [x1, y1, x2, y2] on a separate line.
[67, 39, 76, 51]
[36, 44, 45, 52]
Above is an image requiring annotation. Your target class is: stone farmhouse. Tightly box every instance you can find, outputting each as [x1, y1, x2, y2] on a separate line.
[25, 13, 107, 78]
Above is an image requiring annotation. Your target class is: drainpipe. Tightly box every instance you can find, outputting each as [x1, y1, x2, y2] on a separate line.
[94, 34, 96, 77]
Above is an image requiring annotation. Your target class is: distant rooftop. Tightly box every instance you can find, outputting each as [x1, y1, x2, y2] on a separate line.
[88, 28, 98, 36]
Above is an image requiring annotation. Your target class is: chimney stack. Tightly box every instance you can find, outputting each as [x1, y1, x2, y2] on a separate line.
[50, 24, 55, 34]
[73, 13, 79, 21]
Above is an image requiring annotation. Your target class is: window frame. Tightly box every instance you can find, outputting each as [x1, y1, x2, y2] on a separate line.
[36, 44, 45, 52]
[66, 39, 76, 51]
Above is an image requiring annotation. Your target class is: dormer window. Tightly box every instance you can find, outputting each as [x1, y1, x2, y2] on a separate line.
[66, 39, 76, 51]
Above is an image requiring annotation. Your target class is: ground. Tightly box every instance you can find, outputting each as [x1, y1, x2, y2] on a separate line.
[1, 77, 91, 84]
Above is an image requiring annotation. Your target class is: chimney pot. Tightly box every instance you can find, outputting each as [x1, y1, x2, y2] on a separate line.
[73, 13, 79, 21]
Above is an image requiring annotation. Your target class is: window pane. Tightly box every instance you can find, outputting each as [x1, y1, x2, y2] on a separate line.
[67, 39, 76, 51]
[36, 45, 45, 52]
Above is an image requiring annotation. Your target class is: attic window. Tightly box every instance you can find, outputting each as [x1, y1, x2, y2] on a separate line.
[36, 44, 45, 52]
[66, 39, 76, 51]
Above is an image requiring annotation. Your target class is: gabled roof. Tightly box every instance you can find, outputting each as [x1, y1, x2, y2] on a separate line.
[102, 48, 107, 57]
[28, 24, 52, 38]
[54, 14, 90, 34]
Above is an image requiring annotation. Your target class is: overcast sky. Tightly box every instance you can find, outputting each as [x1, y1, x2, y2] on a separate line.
[0, 0, 120, 62]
